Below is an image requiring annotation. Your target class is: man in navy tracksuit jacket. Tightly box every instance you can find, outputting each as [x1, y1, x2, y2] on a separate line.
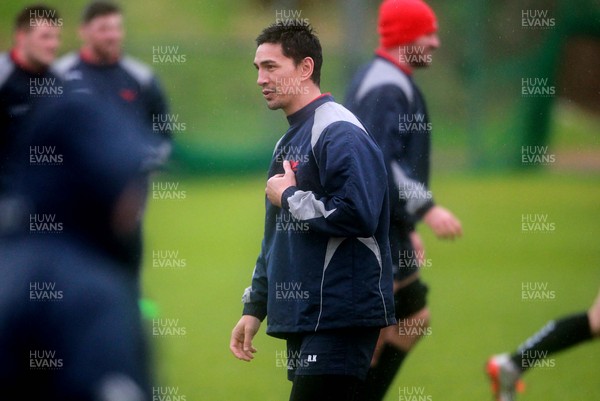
[0, 91, 152, 400]
[52, 1, 171, 169]
[52, 1, 172, 273]
[345, 1, 462, 400]
[230, 23, 395, 401]
[0, 4, 63, 194]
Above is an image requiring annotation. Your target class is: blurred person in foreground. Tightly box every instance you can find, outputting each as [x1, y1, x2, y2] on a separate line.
[345, 1, 462, 399]
[53, 0, 172, 274]
[0, 90, 153, 400]
[486, 289, 600, 401]
[0, 3, 62, 194]
[230, 22, 395, 401]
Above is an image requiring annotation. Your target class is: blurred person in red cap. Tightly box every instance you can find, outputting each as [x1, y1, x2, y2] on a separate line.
[345, 1, 462, 399]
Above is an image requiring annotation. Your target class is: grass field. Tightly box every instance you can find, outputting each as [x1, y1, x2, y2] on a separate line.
[141, 170, 600, 401]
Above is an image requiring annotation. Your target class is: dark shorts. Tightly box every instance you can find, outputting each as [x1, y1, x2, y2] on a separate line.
[394, 278, 429, 320]
[285, 328, 380, 381]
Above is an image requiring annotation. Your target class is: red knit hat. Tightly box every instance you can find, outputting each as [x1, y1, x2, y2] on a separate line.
[378, 0, 438, 48]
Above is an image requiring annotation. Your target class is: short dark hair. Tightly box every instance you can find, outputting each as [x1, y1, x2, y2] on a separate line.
[14, 4, 61, 31]
[81, 1, 121, 24]
[256, 22, 323, 87]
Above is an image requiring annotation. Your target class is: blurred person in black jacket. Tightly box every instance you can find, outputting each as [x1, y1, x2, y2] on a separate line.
[0, 91, 155, 401]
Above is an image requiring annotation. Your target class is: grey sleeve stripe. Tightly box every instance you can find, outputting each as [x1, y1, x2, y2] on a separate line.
[354, 58, 414, 105]
[287, 190, 337, 221]
[120, 56, 153, 87]
[390, 160, 431, 216]
[51, 52, 79, 78]
[314, 237, 347, 331]
[311, 101, 368, 150]
[0, 53, 15, 88]
[243, 264, 260, 303]
[241, 286, 252, 303]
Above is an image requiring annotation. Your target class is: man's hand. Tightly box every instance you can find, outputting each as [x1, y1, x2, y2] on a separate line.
[266, 160, 296, 207]
[423, 205, 462, 240]
[230, 315, 261, 362]
[409, 231, 425, 266]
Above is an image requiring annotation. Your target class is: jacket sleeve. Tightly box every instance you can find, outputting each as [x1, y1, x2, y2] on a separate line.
[241, 239, 268, 321]
[280, 122, 387, 238]
[142, 76, 173, 172]
[353, 87, 434, 229]
[145, 76, 171, 139]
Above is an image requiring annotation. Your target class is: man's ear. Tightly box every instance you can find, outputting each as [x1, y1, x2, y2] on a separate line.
[298, 56, 314, 82]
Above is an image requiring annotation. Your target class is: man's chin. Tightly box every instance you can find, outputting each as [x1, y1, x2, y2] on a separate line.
[35, 57, 54, 68]
[266, 100, 282, 111]
[97, 48, 122, 63]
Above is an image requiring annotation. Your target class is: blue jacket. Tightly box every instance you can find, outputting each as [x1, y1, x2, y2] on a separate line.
[0, 52, 62, 193]
[345, 54, 435, 234]
[345, 55, 437, 280]
[242, 94, 396, 338]
[52, 51, 171, 170]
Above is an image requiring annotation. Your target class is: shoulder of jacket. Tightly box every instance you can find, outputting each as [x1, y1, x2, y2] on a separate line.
[354, 58, 414, 105]
[51, 52, 80, 78]
[120, 55, 154, 87]
[310, 101, 368, 149]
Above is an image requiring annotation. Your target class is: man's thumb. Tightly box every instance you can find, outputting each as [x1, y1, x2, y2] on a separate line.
[283, 160, 294, 175]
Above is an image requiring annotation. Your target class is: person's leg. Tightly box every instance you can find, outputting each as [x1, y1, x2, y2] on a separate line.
[289, 375, 361, 401]
[487, 288, 600, 401]
[509, 312, 593, 372]
[587, 289, 600, 337]
[356, 276, 430, 401]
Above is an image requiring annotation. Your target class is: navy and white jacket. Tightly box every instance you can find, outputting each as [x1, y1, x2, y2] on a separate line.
[242, 94, 396, 338]
[52, 51, 171, 170]
[0, 51, 62, 193]
[345, 52, 435, 235]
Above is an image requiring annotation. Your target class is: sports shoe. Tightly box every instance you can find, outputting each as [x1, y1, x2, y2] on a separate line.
[486, 353, 525, 401]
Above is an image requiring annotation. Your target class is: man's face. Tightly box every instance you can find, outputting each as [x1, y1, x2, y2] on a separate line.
[80, 13, 124, 62]
[254, 42, 306, 113]
[401, 32, 440, 68]
[16, 23, 61, 68]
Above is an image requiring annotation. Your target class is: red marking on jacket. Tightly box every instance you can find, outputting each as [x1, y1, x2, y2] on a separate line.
[120, 89, 137, 102]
